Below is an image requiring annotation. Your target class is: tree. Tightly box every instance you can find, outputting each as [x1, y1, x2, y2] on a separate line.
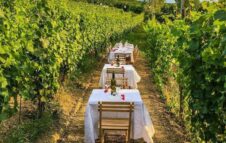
[147, 0, 165, 19]
[175, 0, 201, 18]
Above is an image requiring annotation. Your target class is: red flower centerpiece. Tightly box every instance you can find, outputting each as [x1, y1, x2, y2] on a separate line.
[121, 94, 125, 101]
[104, 85, 108, 93]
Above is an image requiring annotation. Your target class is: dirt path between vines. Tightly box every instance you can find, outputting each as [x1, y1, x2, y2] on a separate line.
[37, 51, 187, 143]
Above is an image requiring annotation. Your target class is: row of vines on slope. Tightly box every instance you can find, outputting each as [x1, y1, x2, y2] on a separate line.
[74, 0, 145, 14]
[144, 2, 225, 143]
[0, 0, 144, 120]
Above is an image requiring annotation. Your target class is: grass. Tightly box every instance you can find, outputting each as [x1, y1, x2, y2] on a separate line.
[3, 112, 54, 143]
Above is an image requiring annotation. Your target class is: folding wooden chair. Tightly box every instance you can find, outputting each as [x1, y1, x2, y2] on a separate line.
[106, 68, 128, 89]
[114, 53, 127, 65]
[98, 102, 134, 143]
[105, 77, 128, 89]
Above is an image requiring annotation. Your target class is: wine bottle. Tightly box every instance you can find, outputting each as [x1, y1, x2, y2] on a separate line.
[116, 55, 120, 67]
[111, 72, 116, 95]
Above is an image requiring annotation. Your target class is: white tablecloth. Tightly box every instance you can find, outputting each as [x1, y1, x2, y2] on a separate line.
[124, 42, 134, 50]
[85, 89, 155, 143]
[108, 44, 135, 63]
[99, 64, 141, 89]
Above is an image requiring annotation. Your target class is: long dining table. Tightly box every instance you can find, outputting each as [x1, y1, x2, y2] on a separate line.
[84, 89, 155, 143]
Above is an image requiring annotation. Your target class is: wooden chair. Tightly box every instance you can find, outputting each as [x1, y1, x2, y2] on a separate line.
[125, 56, 131, 64]
[114, 53, 127, 65]
[115, 53, 132, 65]
[106, 68, 128, 89]
[134, 45, 139, 60]
[98, 102, 134, 143]
[105, 77, 128, 89]
[106, 68, 125, 75]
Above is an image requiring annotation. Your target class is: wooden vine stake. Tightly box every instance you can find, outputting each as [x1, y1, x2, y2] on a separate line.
[179, 85, 184, 120]
[19, 96, 22, 124]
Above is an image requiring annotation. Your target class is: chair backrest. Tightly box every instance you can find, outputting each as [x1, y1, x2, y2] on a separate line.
[98, 101, 134, 113]
[113, 59, 126, 65]
[98, 102, 134, 143]
[115, 53, 127, 59]
[105, 77, 128, 89]
[106, 68, 125, 75]
[106, 68, 127, 88]
[114, 53, 129, 65]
